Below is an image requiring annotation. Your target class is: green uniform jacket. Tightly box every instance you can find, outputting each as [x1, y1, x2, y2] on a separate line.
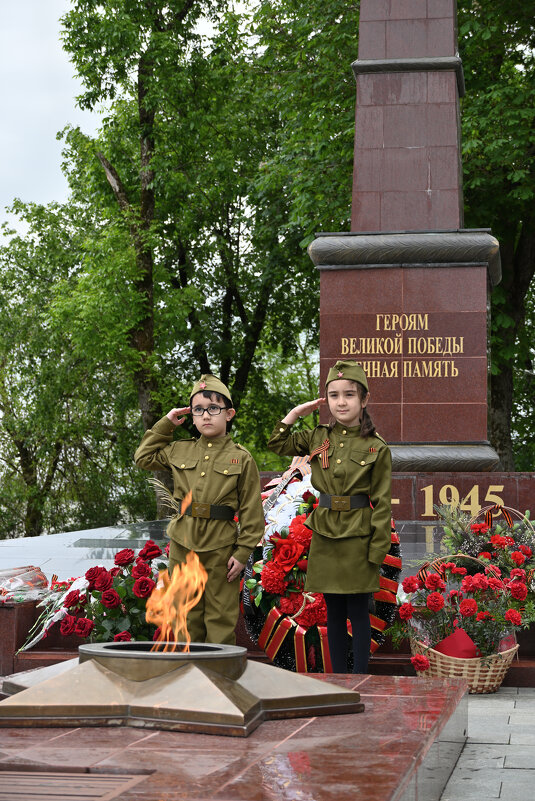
[134, 417, 265, 565]
[267, 421, 392, 566]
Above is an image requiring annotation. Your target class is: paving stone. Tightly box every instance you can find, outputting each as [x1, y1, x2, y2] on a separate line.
[455, 743, 505, 769]
[504, 746, 535, 769]
[440, 770, 501, 800]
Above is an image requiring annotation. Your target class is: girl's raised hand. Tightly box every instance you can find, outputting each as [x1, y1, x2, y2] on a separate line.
[282, 397, 326, 425]
[166, 407, 191, 426]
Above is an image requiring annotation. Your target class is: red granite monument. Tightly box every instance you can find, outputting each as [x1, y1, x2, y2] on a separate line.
[309, 0, 534, 526]
[309, 0, 500, 475]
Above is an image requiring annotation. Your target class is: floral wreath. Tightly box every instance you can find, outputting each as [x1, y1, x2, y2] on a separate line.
[242, 470, 402, 672]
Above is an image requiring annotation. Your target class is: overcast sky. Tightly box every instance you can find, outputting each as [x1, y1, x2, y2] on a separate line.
[0, 1, 99, 230]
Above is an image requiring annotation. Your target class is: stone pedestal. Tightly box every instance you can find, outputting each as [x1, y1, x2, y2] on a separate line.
[309, 230, 501, 471]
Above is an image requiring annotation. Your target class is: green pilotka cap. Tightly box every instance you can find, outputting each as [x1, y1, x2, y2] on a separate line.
[325, 360, 369, 392]
[190, 374, 233, 404]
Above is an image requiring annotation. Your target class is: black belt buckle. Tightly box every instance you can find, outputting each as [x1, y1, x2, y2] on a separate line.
[331, 495, 351, 511]
[191, 502, 211, 519]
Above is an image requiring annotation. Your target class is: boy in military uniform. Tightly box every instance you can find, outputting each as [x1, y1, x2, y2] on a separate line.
[134, 374, 265, 645]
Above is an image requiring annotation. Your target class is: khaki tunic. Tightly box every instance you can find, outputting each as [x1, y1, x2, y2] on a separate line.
[267, 421, 392, 594]
[134, 417, 265, 565]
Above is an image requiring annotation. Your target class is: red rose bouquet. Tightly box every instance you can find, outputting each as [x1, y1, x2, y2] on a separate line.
[20, 541, 169, 651]
[389, 555, 535, 670]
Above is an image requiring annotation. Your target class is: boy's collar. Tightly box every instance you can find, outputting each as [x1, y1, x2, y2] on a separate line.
[197, 434, 230, 448]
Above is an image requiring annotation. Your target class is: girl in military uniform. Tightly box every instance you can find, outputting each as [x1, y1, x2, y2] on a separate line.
[134, 375, 265, 645]
[267, 360, 391, 673]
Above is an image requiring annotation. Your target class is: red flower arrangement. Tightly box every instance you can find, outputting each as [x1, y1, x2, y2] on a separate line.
[21, 540, 169, 651]
[436, 504, 535, 600]
[390, 556, 534, 662]
[246, 489, 328, 631]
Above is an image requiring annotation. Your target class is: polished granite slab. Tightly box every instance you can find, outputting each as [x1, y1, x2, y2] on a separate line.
[0, 673, 467, 801]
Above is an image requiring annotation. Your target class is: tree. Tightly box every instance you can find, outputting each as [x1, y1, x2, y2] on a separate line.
[0, 201, 154, 537]
[458, 0, 535, 469]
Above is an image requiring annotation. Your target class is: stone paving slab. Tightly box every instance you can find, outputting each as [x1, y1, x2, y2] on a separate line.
[440, 688, 535, 801]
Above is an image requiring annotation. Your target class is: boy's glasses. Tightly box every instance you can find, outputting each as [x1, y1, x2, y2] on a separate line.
[191, 405, 226, 416]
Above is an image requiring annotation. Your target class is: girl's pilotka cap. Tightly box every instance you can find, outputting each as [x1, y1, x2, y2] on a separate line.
[325, 360, 369, 392]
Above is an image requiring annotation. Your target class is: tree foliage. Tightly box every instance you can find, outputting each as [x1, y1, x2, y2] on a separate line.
[1, 0, 534, 536]
[458, 0, 535, 469]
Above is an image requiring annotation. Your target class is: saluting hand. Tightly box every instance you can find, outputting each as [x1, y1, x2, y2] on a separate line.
[166, 406, 191, 426]
[282, 397, 326, 426]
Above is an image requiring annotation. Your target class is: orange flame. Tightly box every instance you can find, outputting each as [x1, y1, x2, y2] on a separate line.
[146, 551, 207, 652]
[180, 490, 193, 517]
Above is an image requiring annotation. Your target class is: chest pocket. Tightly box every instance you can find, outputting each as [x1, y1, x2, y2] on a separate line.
[350, 451, 378, 468]
[213, 459, 242, 477]
[174, 458, 199, 471]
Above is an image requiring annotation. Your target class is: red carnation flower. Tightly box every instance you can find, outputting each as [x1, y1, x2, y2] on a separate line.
[459, 598, 478, 617]
[278, 594, 303, 616]
[478, 552, 492, 561]
[510, 568, 526, 581]
[490, 535, 508, 549]
[461, 575, 475, 592]
[114, 548, 136, 567]
[75, 617, 94, 638]
[425, 574, 446, 592]
[411, 654, 430, 672]
[288, 514, 313, 548]
[132, 577, 156, 598]
[399, 602, 415, 620]
[101, 588, 122, 609]
[132, 560, 152, 579]
[476, 610, 493, 621]
[137, 540, 162, 561]
[402, 576, 420, 594]
[505, 609, 522, 626]
[519, 544, 532, 557]
[511, 551, 526, 566]
[451, 566, 467, 575]
[509, 581, 528, 601]
[471, 523, 489, 535]
[261, 562, 289, 595]
[426, 592, 445, 612]
[295, 597, 327, 628]
[487, 576, 504, 590]
[60, 614, 77, 636]
[113, 631, 132, 642]
[471, 573, 489, 591]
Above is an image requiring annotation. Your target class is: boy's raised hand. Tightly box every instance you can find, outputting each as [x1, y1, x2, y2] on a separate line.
[166, 407, 191, 426]
[282, 397, 326, 425]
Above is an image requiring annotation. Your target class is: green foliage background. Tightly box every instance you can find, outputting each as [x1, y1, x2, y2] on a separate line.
[0, 0, 533, 537]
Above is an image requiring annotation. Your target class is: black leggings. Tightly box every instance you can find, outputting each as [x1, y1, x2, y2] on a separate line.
[323, 592, 371, 674]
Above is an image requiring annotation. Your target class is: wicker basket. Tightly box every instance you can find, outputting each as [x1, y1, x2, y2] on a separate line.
[410, 638, 519, 694]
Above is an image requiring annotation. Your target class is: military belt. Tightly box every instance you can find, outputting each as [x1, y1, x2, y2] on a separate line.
[182, 502, 235, 520]
[318, 493, 370, 512]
